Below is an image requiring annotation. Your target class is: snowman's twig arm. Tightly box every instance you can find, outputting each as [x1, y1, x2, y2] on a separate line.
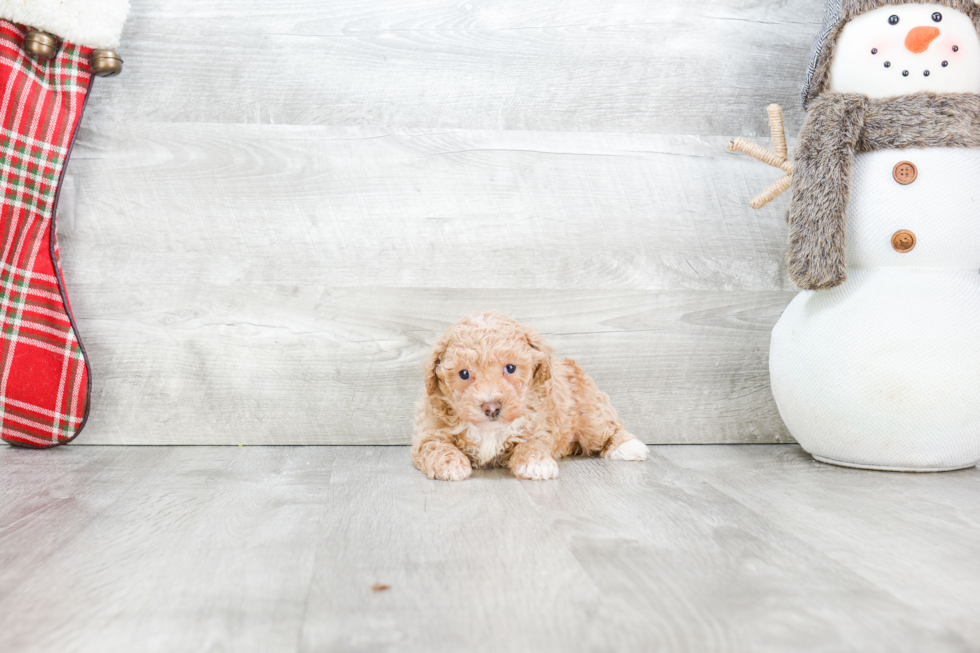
[751, 174, 793, 210]
[726, 104, 795, 208]
[768, 104, 788, 159]
[727, 138, 793, 174]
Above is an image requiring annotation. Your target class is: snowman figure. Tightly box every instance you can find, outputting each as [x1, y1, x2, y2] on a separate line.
[742, 0, 980, 470]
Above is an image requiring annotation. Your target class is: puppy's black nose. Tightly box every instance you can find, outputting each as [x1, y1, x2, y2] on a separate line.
[482, 402, 502, 420]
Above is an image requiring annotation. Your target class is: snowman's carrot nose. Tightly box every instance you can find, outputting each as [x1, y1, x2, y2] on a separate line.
[905, 26, 941, 53]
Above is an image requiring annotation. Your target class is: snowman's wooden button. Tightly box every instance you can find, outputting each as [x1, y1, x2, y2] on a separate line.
[891, 229, 916, 253]
[893, 161, 917, 185]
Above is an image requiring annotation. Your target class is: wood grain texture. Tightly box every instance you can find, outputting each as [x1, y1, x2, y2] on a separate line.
[659, 445, 980, 645]
[88, 0, 822, 136]
[0, 446, 334, 652]
[1, 445, 978, 652]
[62, 125, 799, 445]
[73, 288, 795, 445]
[64, 125, 796, 292]
[58, 0, 823, 444]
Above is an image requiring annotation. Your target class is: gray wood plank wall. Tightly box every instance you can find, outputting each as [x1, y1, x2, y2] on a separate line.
[61, 0, 825, 444]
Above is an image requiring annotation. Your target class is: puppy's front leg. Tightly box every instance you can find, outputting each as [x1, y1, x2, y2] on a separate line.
[412, 434, 472, 482]
[509, 432, 560, 481]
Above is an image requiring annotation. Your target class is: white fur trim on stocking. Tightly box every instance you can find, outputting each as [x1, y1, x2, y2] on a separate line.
[0, 0, 130, 49]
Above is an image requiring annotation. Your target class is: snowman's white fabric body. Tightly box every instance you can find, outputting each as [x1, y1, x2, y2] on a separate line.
[770, 1, 980, 470]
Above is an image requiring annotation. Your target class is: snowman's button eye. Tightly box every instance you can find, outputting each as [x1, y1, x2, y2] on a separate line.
[903, 70, 910, 76]
[924, 70, 931, 76]
[932, 12, 942, 22]
[884, 61, 892, 67]
[943, 60, 949, 67]
[953, 45, 960, 52]
[872, 48, 878, 54]
[888, 15, 900, 25]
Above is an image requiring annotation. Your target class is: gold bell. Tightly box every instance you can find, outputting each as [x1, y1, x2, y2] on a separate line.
[23, 30, 59, 60]
[89, 49, 123, 77]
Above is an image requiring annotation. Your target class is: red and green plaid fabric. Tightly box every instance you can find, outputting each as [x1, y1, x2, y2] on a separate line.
[0, 20, 92, 447]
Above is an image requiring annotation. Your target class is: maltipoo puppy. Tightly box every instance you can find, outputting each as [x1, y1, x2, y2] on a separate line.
[412, 311, 647, 481]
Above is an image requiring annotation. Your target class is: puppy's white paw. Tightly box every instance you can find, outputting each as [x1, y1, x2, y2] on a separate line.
[604, 438, 648, 461]
[513, 457, 559, 481]
[430, 456, 472, 482]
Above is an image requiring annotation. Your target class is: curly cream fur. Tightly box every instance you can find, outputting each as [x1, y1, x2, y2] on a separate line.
[412, 311, 646, 481]
[788, 92, 980, 290]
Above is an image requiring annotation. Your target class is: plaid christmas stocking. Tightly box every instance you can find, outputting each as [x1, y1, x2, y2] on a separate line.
[0, 3, 128, 447]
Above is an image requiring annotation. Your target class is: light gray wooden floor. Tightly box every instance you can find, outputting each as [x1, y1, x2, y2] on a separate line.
[2, 445, 978, 652]
[62, 0, 825, 445]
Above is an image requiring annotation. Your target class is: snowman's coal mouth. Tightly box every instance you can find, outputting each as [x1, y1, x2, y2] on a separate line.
[883, 61, 947, 77]
[875, 44, 957, 78]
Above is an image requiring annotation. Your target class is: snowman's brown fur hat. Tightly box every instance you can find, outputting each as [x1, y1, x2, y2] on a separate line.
[803, 0, 980, 107]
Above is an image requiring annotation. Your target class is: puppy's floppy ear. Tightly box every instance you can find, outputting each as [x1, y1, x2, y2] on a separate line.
[524, 326, 553, 384]
[424, 332, 451, 397]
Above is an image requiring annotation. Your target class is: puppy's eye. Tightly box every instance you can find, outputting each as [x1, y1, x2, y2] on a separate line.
[504, 364, 517, 374]
[933, 12, 942, 22]
[458, 370, 470, 380]
[888, 14, 899, 25]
